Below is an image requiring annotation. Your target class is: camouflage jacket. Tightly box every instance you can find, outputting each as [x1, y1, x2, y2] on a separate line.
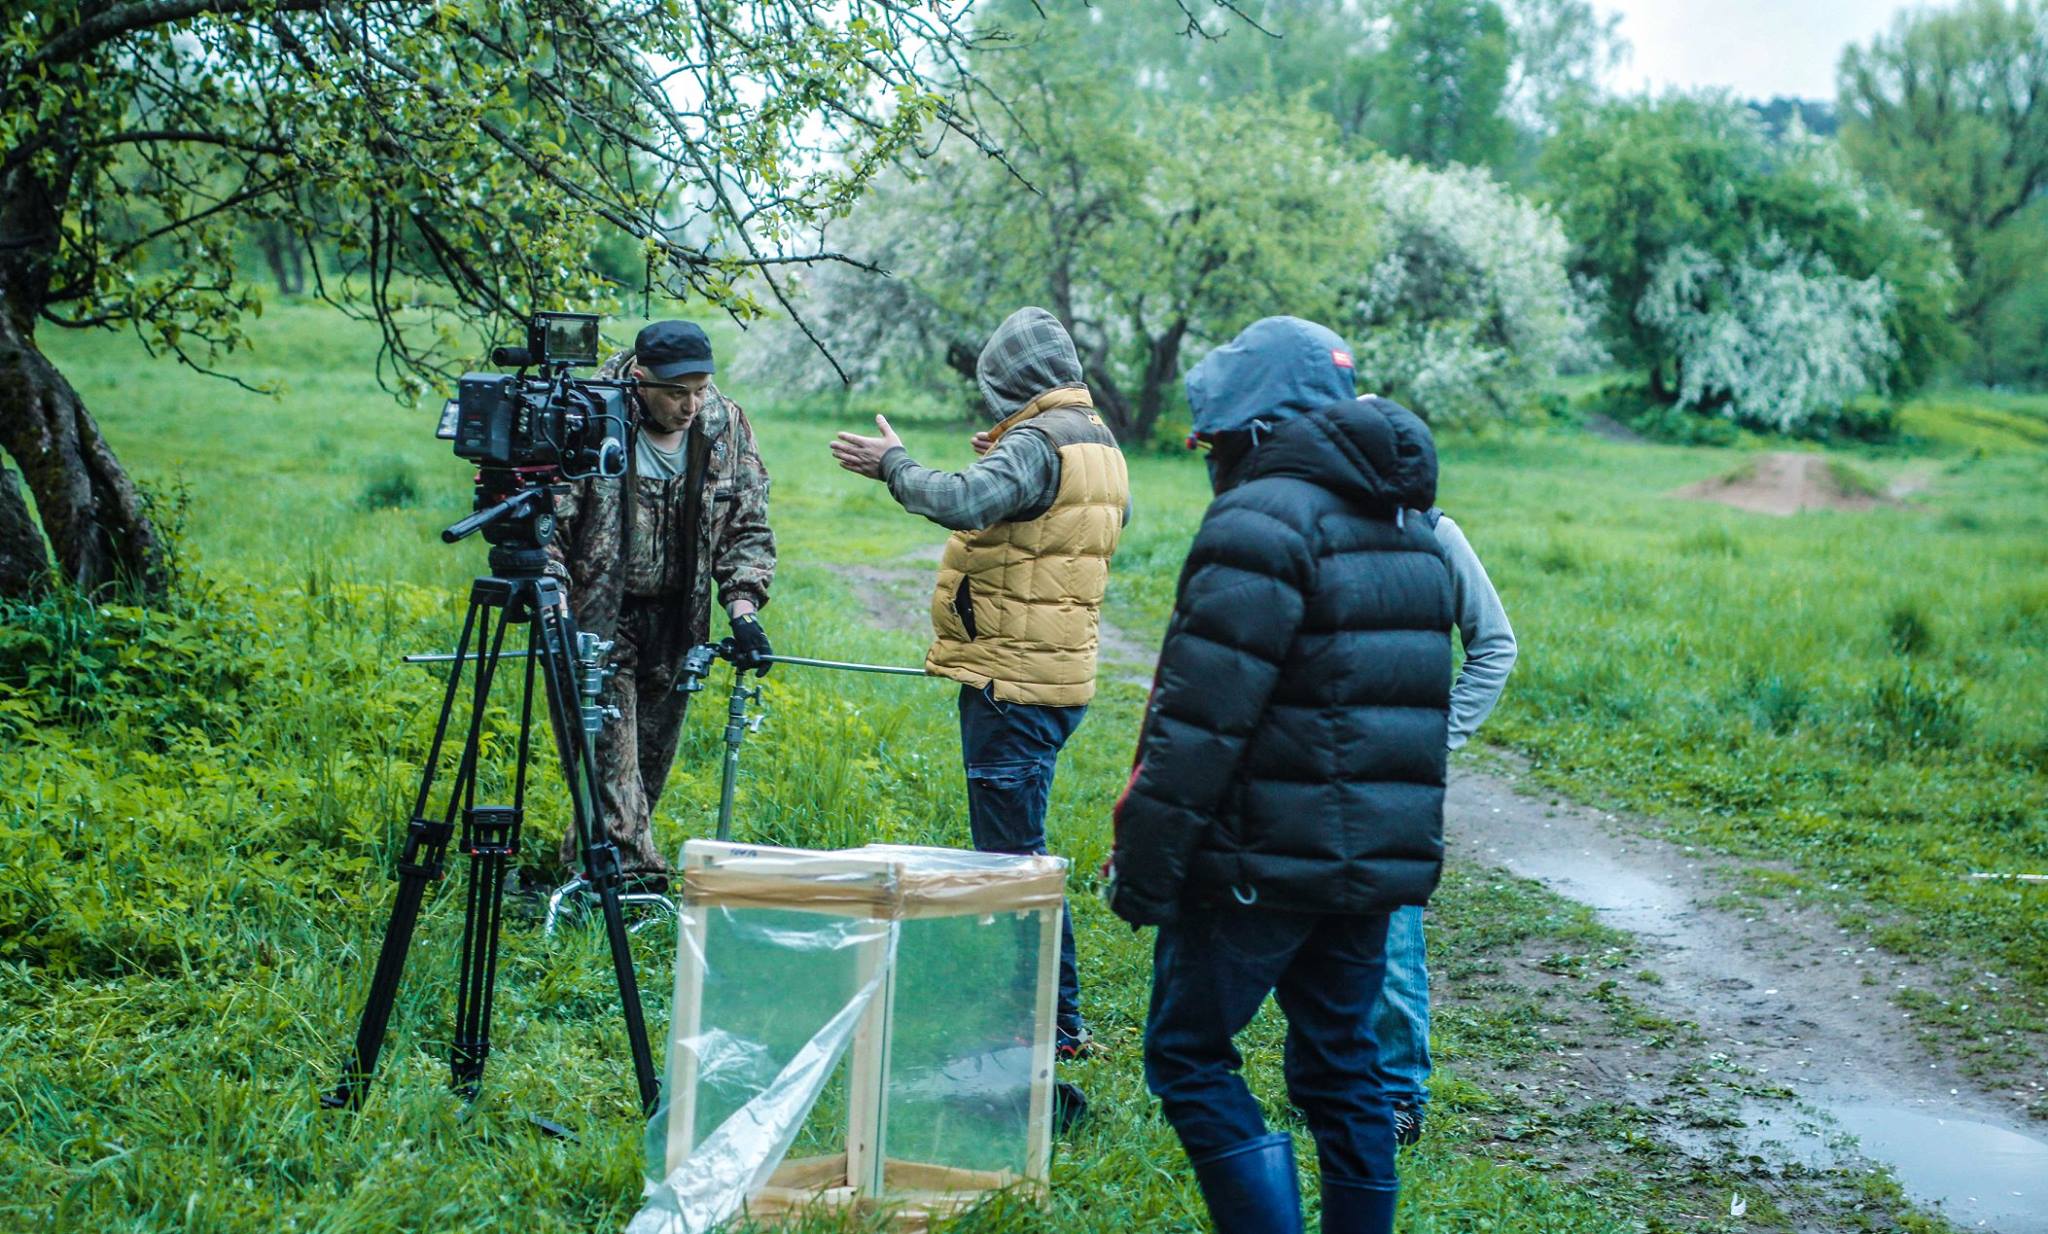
[543, 351, 775, 652]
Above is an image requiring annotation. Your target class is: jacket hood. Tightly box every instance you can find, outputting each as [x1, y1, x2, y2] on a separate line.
[1233, 396, 1439, 513]
[1186, 316, 1357, 436]
[977, 307, 1088, 421]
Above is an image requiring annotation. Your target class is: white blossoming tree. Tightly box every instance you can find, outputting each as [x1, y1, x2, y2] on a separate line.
[1346, 157, 1601, 422]
[1636, 237, 1900, 433]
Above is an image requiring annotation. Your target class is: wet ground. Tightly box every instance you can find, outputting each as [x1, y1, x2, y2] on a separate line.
[1449, 763, 2048, 1232]
[834, 558, 2048, 1231]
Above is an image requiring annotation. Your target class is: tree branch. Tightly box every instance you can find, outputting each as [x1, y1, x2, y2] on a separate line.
[29, 0, 334, 69]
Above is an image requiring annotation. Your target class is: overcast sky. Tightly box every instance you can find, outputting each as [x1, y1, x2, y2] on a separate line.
[1595, 0, 1921, 101]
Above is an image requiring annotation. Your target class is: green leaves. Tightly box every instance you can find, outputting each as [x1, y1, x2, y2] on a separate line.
[1838, 0, 2048, 378]
[1542, 95, 1960, 417]
[4, 1, 1013, 399]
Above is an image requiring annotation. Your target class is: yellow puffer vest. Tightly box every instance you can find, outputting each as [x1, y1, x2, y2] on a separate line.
[926, 389, 1129, 705]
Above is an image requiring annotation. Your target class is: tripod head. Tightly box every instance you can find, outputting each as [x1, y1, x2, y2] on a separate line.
[441, 466, 564, 579]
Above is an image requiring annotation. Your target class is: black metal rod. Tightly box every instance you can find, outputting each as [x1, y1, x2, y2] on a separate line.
[715, 683, 759, 843]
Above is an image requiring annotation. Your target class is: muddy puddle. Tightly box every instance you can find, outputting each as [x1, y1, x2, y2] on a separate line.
[1671, 1094, 2048, 1231]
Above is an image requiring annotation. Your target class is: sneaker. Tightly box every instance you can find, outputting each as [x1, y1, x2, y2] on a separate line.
[1392, 1102, 1425, 1147]
[1056, 1024, 1104, 1061]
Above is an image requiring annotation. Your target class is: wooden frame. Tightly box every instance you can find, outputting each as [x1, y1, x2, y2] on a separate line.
[662, 841, 1065, 1230]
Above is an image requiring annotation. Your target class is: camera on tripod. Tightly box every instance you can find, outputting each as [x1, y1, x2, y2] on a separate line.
[433, 311, 644, 561]
[435, 310, 631, 481]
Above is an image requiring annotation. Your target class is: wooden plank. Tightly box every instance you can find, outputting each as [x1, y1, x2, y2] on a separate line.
[1024, 902, 1061, 1188]
[662, 904, 710, 1175]
[882, 1160, 1020, 1192]
[680, 840, 1067, 919]
[844, 926, 894, 1196]
[764, 1153, 848, 1190]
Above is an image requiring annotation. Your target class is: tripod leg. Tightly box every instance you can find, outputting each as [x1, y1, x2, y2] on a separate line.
[326, 596, 488, 1111]
[533, 583, 662, 1116]
[451, 594, 543, 1101]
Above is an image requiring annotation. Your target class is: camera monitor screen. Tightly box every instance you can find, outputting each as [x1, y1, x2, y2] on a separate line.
[535, 312, 600, 367]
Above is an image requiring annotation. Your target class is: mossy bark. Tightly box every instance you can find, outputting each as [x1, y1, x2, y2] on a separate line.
[0, 311, 166, 601]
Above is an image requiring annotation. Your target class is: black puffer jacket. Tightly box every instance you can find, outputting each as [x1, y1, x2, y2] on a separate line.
[1110, 397, 1453, 923]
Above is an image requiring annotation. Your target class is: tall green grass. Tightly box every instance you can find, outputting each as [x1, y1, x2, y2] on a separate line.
[9, 302, 2036, 1230]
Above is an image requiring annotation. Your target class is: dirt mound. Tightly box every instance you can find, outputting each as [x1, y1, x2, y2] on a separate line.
[1673, 451, 1895, 516]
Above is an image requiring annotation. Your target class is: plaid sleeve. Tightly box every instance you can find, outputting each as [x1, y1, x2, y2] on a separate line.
[880, 430, 1059, 531]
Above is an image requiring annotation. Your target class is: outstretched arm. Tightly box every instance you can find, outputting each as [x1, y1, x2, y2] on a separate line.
[832, 414, 1058, 531]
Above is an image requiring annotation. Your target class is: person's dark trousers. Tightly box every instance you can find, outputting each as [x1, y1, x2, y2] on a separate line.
[957, 684, 1087, 1040]
[1146, 903, 1398, 1230]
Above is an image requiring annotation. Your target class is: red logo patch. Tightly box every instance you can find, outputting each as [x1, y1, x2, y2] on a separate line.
[1332, 350, 1354, 369]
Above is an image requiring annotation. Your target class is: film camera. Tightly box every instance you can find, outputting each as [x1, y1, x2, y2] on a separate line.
[433, 312, 642, 560]
[436, 311, 631, 478]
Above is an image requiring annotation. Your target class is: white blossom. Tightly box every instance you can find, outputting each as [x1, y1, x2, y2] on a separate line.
[1347, 156, 1603, 423]
[1636, 235, 1898, 432]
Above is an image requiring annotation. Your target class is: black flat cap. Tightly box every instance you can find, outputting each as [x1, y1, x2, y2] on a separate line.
[634, 320, 715, 379]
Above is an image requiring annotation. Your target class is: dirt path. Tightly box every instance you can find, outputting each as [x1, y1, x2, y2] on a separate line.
[1448, 760, 2048, 1232]
[832, 559, 2048, 1231]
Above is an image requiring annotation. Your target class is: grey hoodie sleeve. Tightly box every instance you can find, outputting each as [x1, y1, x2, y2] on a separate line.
[1436, 514, 1517, 750]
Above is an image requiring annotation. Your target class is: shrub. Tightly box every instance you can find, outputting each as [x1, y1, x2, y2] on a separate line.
[1866, 665, 1970, 750]
[359, 458, 420, 510]
[1885, 600, 1934, 655]
[1734, 669, 1811, 735]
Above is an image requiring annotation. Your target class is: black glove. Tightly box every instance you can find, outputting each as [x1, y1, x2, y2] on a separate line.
[729, 614, 773, 676]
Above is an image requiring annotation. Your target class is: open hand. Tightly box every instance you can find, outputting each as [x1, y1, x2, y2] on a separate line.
[830, 414, 903, 480]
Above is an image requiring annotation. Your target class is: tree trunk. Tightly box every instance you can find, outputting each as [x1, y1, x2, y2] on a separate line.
[1132, 321, 1189, 446]
[0, 312, 168, 600]
[259, 222, 308, 295]
[0, 464, 46, 597]
[1087, 366, 1136, 441]
[1647, 359, 1672, 404]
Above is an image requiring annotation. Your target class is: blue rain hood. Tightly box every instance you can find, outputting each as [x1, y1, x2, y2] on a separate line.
[1186, 316, 1358, 436]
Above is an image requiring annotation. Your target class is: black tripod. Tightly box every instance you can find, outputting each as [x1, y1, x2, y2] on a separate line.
[324, 479, 660, 1118]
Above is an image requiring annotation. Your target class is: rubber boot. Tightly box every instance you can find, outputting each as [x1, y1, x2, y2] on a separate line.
[1319, 1178, 1397, 1234]
[1190, 1131, 1302, 1233]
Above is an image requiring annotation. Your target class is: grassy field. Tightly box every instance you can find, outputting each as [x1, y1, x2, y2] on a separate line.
[5, 301, 2042, 1232]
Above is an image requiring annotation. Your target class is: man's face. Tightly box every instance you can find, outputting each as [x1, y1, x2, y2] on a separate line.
[635, 368, 711, 433]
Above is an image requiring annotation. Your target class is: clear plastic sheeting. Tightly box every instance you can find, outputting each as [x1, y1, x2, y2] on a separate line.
[629, 841, 1067, 1233]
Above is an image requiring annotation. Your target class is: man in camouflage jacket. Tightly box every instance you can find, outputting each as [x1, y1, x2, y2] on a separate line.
[544, 320, 776, 885]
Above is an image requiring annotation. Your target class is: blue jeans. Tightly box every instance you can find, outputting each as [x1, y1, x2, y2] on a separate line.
[957, 685, 1086, 1037]
[1145, 904, 1396, 1190]
[1372, 904, 1431, 1108]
